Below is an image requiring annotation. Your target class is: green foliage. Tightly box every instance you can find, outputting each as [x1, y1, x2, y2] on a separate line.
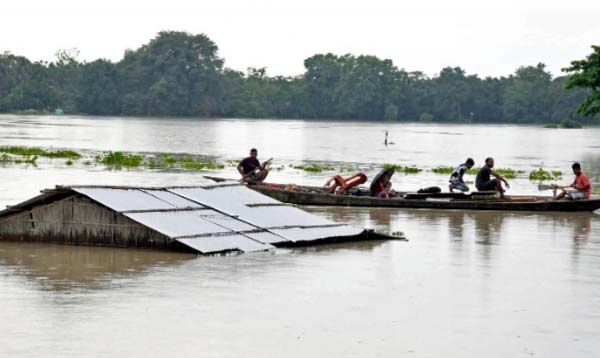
[419, 112, 434, 122]
[503, 63, 553, 123]
[97, 152, 143, 168]
[0, 33, 596, 123]
[179, 157, 225, 170]
[528, 168, 562, 181]
[293, 164, 335, 173]
[563, 45, 600, 117]
[65, 159, 73, 166]
[0, 146, 80, 158]
[383, 163, 422, 174]
[558, 118, 583, 128]
[0, 153, 37, 165]
[431, 166, 454, 175]
[383, 104, 399, 121]
[494, 168, 517, 179]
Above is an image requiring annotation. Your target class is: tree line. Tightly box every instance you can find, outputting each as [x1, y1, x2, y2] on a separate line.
[0, 31, 597, 123]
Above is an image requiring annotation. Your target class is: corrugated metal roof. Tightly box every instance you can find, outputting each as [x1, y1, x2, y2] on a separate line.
[74, 187, 174, 212]
[189, 210, 256, 232]
[141, 189, 204, 209]
[271, 226, 364, 242]
[124, 211, 231, 238]
[178, 234, 273, 254]
[3, 184, 369, 254]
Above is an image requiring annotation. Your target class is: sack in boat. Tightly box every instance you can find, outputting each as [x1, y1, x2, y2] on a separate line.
[417, 186, 441, 194]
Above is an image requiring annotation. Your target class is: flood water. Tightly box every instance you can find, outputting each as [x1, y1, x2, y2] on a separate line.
[1, 115, 599, 357]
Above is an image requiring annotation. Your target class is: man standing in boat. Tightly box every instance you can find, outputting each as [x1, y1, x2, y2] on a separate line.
[475, 157, 510, 198]
[552, 162, 592, 201]
[237, 148, 269, 184]
[449, 157, 475, 192]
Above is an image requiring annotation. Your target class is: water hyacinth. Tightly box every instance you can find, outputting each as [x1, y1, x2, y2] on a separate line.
[528, 168, 562, 181]
[383, 163, 422, 174]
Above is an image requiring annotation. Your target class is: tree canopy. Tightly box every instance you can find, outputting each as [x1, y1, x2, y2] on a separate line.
[563, 45, 600, 117]
[0, 31, 595, 123]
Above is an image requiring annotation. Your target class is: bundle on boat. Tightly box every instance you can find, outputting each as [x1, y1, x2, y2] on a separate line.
[0, 184, 400, 255]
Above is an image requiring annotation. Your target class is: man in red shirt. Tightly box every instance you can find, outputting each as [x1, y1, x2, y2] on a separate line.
[553, 162, 592, 200]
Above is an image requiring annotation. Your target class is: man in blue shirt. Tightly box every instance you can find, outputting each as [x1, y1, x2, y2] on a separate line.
[449, 158, 474, 192]
[237, 148, 269, 183]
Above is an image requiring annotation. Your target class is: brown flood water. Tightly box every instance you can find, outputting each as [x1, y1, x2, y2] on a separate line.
[0, 115, 599, 357]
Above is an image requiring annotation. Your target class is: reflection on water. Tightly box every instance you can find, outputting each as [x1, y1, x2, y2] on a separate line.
[0, 242, 194, 291]
[1, 116, 600, 357]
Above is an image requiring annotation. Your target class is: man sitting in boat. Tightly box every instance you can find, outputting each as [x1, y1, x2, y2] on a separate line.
[449, 158, 474, 192]
[475, 157, 510, 198]
[552, 162, 591, 201]
[324, 173, 367, 194]
[237, 148, 269, 184]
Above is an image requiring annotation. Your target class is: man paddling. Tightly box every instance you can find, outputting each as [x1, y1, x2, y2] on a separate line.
[237, 148, 269, 184]
[552, 162, 591, 201]
[449, 157, 474, 192]
[475, 157, 510, 198]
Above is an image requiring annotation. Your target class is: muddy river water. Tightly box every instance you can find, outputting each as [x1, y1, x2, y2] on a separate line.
[0, 115, 599, 357]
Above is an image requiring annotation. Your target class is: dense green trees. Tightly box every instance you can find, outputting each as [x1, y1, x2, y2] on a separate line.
[563, 45, 600, 117]
[0, 31, 596, 123]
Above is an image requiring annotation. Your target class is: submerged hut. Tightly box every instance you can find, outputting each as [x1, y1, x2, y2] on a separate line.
[0, 184, 395, 254]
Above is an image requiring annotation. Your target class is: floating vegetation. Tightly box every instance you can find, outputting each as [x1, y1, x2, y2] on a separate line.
[293, 164, 335, 173]
[65, 160, 73, 166]
[391, 231, 404, 237]
[383, 163, 422, 174]
[558, 118, 583, 129]
[0, 146, 80, 159]
[96, 152, 144, 168]
[0, 153, 37, 165]
[544, 124, 558, 129]
[180, 157, 225, 170]
[340, 165, 356, 172]
[494, 168, 517, 179]
[528, 168, 562, 181]
[431, 166, 454, 175]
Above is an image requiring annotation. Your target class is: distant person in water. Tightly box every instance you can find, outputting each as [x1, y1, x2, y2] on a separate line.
[553, 162, 591, 201]
[475, 157, 510, 198]
[449, 158, 475, 192]
[237, 148, 269, 183]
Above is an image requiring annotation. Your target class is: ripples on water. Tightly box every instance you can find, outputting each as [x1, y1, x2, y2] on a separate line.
[0, 115, 599, 357]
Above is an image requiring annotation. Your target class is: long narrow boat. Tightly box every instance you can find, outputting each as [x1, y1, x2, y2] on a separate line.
[205, 177, 600, 212]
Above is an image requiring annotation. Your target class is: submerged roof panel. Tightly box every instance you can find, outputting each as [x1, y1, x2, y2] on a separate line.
[202, 185, 280, 205]
[73, 187, 173, 212]
[142, 189, 204, 209]
[244, 231, 291, 244]
[190, 210, 256, 232]
[177, 234, 273, 254]
[271, 226, 364, 242]
[236, 206, 333, 228]
[124, 211, 231, 238]
[2, 184, 378, 255]
[168, 187, 246, 214]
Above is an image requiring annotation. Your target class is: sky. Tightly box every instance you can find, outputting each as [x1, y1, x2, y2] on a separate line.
[2, 0, 600, 78]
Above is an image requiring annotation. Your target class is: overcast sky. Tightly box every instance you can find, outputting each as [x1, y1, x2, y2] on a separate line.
[2, 0, 599, 78]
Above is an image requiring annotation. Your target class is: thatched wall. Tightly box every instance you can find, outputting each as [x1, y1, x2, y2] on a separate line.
[0, 195, 190, 251]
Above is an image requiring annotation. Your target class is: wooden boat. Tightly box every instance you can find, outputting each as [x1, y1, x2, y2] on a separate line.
[205, 177, 600, 212]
